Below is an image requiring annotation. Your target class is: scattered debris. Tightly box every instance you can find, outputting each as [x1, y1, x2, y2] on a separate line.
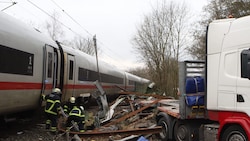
[56, 89, 171, 141]
[1, 82, 172, 141]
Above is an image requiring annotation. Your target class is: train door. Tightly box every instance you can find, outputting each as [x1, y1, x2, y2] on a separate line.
[41, 45, 58, 94]
[63, 54, 76, 101]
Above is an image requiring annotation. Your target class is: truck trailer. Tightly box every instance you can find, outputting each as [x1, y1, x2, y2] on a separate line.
[156, 16, 250, 141]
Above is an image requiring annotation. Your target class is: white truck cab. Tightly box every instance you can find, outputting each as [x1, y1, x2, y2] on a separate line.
[156, 15, 250, 141]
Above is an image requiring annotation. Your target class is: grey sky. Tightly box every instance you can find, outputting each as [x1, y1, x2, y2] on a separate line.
[0, 0, 208, 70]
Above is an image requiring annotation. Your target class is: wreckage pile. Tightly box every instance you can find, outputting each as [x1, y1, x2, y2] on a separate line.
[57, 91, 167, 141]
[0, 88, 168, 141]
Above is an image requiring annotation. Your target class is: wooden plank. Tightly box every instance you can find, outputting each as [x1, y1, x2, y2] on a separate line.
[102, 99, 161, 127]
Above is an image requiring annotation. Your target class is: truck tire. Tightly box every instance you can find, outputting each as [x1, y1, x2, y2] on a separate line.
[157, 117, 171, 141]
[174, 120, 189, 141]
[221, 125, 248, 141]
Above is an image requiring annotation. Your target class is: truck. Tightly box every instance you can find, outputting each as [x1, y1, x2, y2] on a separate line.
[156, 15, 250, 141]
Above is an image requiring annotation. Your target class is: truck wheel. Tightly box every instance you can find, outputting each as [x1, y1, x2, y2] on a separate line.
[157, 117, 170, 141]
[221, 125, 247, 141]
[174, 121, 189, 141]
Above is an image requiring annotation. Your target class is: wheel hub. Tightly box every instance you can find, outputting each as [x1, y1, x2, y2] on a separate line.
[160, 121, 168, 139]
[228, 132, 247, 141]
[177, 125, 187, 140]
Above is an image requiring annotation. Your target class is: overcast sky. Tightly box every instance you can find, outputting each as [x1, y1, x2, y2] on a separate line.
[0, 0, 208, 71]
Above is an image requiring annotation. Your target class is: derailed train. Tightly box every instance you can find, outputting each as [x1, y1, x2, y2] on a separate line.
[0, 12, 150, 116]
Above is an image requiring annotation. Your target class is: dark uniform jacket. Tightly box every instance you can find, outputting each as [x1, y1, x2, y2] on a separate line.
[43, 93, 61, 115]
[63, 102, 74, 115]
[69, 106, 85, 120]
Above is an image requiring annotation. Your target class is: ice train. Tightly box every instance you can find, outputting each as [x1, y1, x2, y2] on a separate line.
[0, 12, 150, 116]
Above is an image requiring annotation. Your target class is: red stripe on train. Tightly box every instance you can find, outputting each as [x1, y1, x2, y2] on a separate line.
[64, 84, 117, 89]
[0, 82, 133, 90]
[0, 82, 44, 90]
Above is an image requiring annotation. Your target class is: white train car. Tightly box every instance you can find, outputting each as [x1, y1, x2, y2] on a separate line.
[125, 72, 149, 92]
[60, 45, 130, 101]
[0, 11, 150, 116]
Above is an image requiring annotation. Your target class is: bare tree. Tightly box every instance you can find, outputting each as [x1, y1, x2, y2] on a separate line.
[128, 67, 150, 80]
[132, 1, 190, 97]
[189, 0, 250, 60]
[45, 11, 64, 41]
[188, 22, 206, 60]
[45, 11, 97, 55]
[72, 35, 95, 56]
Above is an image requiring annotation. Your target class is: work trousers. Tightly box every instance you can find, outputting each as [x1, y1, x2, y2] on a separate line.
[66, 115, 85, 132]
[45, 113, 58, 132]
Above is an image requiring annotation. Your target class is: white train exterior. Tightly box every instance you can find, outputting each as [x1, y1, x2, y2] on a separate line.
[0, 12, 150, 115]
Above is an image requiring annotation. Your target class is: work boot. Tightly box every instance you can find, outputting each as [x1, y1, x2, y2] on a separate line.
[50, 127, 57, 135]
[45, 120, 51, 130]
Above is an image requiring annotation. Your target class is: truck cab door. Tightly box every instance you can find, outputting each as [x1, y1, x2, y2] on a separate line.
[236, 48, 250, 113]
[217, 49, 237, 111]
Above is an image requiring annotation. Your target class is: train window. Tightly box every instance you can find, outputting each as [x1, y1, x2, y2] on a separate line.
[47, 52, 53, 78]
[78, 67, 88, 81]
[69, 60, 74, 80]
[101, 73, 124, 84]
[129, 80, 135, 85]
[88, 70, 99, 81]
[78, 68, 98, 81]
[0, 45, 34, 75]
[78, 67, 124, 84]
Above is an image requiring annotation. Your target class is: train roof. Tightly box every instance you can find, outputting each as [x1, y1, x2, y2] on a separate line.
[0, 11, 150, 84]
[0, 12, 57, 49]
[62, 44, 150, 83]
[61, 44, 125, 77]
[125, 72, 150, 84]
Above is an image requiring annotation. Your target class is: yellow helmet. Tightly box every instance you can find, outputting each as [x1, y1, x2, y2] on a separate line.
[52, 88, 61, 94]
[69, 96, 76, 104]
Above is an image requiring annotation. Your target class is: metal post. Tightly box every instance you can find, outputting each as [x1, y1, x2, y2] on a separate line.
[93, 35, 101, 82]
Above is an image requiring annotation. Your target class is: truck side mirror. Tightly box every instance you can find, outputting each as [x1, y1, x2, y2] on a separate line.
[241, 49, 250, 79]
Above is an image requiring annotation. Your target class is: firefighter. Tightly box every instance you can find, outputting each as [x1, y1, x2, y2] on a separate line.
[66, 103, 85, 132]
[42, 88, 62, 133]
[63, 96, 76, 115]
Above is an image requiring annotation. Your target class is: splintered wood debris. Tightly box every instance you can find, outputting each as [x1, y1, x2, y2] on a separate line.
[57, 92, 171, 141]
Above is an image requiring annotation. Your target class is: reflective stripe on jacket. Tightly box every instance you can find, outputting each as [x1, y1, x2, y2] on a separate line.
[69, 106, 85, 118]
[63, 105, 69, 114]
[44, 93, 61, 115]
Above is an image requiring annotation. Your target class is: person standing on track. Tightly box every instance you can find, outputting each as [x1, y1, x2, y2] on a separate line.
[42, 88, 62, 134]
